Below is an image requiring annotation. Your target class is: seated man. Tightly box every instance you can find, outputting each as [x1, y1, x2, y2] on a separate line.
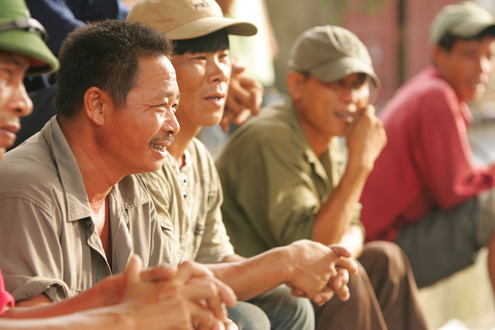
[0, 11, 236, 328]
[129, 1, 358, 328]
[0, 1, 235, 329]
[360, 2, 495, 291]
[216, 25, 431, 330]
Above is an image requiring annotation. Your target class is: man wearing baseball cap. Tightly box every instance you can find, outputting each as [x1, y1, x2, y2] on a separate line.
[360, 1, 495, 294]
[129, 2, 361, 329]
[216, 25, 431, 330]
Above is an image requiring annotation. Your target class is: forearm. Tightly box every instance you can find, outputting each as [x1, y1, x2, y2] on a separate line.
[0, 308, 130, 330]
[5, 281, 119, 319]
[208, 249, 292, 301]
[338, 225, 364, 258]
[313, 162, 369, 245]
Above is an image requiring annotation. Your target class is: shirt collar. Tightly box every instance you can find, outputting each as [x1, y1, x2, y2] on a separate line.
[41, 117, 152, 222]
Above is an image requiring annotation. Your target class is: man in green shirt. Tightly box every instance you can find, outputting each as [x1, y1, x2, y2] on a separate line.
[217, 25, 431, 330]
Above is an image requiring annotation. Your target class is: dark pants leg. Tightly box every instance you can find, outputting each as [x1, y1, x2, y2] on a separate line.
[313, 242, 431, 330]
[359, 241, 432, 330]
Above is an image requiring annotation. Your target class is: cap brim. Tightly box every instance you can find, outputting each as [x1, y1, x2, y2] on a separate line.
[0, 29, 59, 75]
[310, 56, 381, 90]
[166, 16, 257, 40]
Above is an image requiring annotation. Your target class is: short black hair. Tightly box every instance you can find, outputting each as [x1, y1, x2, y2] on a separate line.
[437, 25, 495, 52]
[173, 28, 229, 55]
[54, 19, 173, 119]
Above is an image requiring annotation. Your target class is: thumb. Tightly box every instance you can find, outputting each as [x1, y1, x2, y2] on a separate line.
[124, 254, 143, 288]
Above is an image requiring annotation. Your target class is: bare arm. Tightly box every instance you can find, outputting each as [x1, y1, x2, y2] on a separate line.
[207, 241, 357, 304]
[313, 106, 386, 252]
[1, 256, 237, 330]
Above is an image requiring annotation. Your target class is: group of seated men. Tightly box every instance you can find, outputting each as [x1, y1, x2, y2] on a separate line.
[0, 0, 495, 329]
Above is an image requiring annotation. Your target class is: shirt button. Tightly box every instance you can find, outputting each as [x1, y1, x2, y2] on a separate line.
[85, 220, 92, 228]
[182, 190, 187, 198]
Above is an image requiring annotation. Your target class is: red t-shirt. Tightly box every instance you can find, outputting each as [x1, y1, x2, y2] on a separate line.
[360, 66, 495, 242]
[0, 269, 14, 315]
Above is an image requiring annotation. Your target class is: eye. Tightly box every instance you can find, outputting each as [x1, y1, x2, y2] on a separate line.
[172, 102, 179, 113]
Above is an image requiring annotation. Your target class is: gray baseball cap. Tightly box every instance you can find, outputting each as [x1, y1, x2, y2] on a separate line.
[430, 1, 495, 44]
[288, 25, 380, 89]
[127, 0, 257, 40]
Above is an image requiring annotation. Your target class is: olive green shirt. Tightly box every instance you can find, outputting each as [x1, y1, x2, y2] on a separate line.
[142, 138, 234, 264]
[216, 98, 363, 257]
[0, 117, 181, 302]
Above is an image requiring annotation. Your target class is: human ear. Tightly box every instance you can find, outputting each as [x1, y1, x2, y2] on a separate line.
[83, 87, 111, 126]
[286, 71, 306, 101]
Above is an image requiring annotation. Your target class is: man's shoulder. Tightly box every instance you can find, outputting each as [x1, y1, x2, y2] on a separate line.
[235, 99, 297, 143]
[0, 142, 63, 217]
[382, 68, 456, 119]
[0, 139, 59, 200]
[395, 68, 454, 102]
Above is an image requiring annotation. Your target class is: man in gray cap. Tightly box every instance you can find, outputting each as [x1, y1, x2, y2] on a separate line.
[128, 1, 361, 329]
[360, 1, 495, 295]
[217, 25, 431, 330]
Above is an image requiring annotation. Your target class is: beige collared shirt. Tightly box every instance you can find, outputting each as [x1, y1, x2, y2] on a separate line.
[0, 117, 181, 302]
[142, 138, 234, 264]
[216, 98, 363, 258]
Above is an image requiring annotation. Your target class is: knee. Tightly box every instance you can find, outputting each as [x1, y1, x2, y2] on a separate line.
[360, 241, 409, 281]
[227, 301, 271, 330]
[252, 285, 315, 330]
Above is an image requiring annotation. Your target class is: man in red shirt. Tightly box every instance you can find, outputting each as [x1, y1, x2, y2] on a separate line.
[360, 1, 495, 291]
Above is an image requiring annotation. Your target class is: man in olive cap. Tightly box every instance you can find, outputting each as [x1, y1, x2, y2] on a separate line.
[360, 1, 495, 293]
[217, 25, 431, 330]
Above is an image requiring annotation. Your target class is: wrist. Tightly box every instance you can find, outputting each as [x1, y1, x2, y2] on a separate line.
[271, 245, 297, 283]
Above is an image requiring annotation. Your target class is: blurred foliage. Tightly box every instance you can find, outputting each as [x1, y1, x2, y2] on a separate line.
[319, 0, 389, 23]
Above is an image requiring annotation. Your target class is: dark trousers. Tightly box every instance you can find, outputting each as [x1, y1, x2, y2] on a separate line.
[313, 241, 431, 330]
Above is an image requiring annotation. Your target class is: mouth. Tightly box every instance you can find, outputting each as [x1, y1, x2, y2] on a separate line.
[150, 135, 174, 154]
[334, 111, 355, 123]
[204, 92, 226, 102]
[0, 124, 20, 146]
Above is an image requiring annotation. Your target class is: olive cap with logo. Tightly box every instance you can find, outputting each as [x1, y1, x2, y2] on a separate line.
[430, 1, 495, 44]
[0, 0, 59, 75]
[127, 0, 257, 40]
[288, 25, 380, 89]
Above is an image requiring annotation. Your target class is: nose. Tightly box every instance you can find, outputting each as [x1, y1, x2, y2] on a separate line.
[8, 80, 33, 118]
[162, 110, 180, 136]
[207, 55, 230, 84]
[339, 85, 354, 104]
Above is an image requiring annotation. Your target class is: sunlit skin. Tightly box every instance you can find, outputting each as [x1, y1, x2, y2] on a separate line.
[97, 55, 181, 176]
[0, 51, 32, 160]
[291, 72, 370, 140]
[434, 36, 495, 103]
[171, 49, 231, 135]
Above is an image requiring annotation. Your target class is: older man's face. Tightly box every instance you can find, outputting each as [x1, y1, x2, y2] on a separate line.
[100, 55, 180, 175]
[0, 51, 32, 160]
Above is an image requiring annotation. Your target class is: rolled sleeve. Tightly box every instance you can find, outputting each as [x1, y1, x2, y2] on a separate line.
[0, 196, 71, 301]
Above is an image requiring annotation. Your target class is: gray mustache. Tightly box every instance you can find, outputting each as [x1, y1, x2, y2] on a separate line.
[151, 135, 174, 144]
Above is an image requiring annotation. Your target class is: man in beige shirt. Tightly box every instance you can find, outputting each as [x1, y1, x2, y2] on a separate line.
[0, 12, 235, 328]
